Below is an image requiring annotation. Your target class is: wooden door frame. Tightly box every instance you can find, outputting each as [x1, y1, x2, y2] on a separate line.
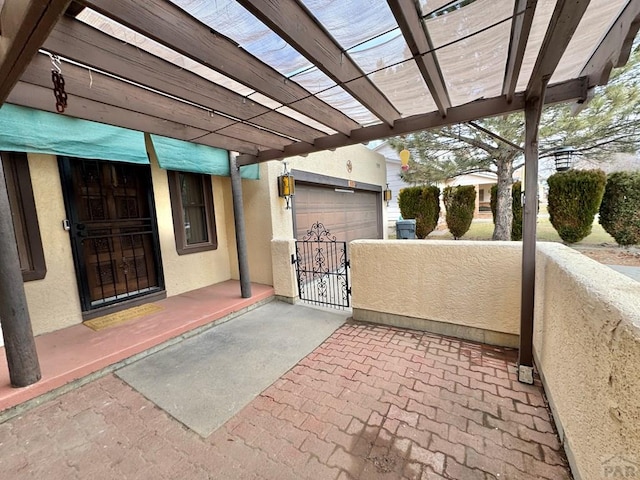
[58, 156, 165, 315]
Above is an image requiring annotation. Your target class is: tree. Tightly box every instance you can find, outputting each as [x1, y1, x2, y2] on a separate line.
[490, 181, 522, 241]
[390, 47, 640, 240]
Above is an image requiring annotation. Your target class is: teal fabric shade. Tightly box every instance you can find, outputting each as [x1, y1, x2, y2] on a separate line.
[0, 104, 148, 164]
[240, 162, 259, 180]
[149, 134, 259, 180]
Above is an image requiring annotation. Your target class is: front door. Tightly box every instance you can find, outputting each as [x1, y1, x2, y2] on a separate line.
[59, 157, 163, 311]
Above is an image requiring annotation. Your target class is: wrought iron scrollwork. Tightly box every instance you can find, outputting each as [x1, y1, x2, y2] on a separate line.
[294, 222, 350, 309]
[302, 222, 337, 242]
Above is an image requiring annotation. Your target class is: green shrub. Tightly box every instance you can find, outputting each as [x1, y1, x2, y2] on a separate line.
[397, 186, 441, 238]
[599, 171, 640, 245]
[547, 169, 607, 244]
[443, 185, 476, 239]
[490, 181, 522, 240]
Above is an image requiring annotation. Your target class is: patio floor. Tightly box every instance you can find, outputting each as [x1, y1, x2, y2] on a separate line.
[0, 312, 572, 479]
[0, 280, 274, 412]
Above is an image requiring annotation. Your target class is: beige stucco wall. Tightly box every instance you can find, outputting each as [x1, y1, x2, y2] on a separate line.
[23, 154, 83, 335]
[533, 242, 640, 480]
[270, 238, 297, 301]
[226, 161, 282, 285]
[350, 240, 522, 341]
[21, 150, 236, 335]
[289, 144, 387, 188]
[146, 155, 233, 297]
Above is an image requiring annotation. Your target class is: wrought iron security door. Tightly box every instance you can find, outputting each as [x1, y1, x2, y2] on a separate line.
[294, 222, 350, 309]
[59, 157, 163, 311]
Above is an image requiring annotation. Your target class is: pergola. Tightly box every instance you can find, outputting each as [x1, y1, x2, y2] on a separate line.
[0, 0, 639, 388]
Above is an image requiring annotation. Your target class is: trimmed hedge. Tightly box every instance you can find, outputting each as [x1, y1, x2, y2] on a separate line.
[397, 186, 441, 238]
[443, 185, 476, 240]
[547, 169, 607, 244]
[490, 181, 522, 241]
[599, 171, 640, 246]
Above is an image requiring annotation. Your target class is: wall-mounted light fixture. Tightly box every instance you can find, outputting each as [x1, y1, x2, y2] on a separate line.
[277, 161, 295, 209]
[552, 146, 576, 172]
[400, 149, 410, 171]
[383, 183, 392, 206]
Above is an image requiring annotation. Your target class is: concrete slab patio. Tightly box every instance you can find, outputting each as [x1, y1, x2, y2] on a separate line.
[0, 303, 571, 480]
[116, 302, 348, 437]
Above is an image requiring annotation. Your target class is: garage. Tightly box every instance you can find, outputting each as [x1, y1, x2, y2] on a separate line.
[293, 180, 382, 243]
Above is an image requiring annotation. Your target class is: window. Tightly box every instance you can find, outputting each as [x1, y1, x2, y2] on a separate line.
[479, 189, 485, 202]
[1, 151, 46, 281]
[167, 170, 217, 254]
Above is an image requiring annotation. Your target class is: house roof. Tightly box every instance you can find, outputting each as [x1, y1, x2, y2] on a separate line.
[372, 140, 401, 161]
[0, 0, 638, 166]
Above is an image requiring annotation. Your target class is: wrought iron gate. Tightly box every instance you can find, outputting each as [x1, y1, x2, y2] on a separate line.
[293, 222, 350, 309]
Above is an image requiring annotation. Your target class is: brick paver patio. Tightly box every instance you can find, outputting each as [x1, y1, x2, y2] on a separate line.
[0, 322, 571, 479]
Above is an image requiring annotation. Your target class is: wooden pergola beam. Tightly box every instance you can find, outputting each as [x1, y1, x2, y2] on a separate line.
[80, 0, 359, 136]
[8, 81, 262, 155]
[45, 16, 324, 144]
[387, 0, 451, 116]
[0, 0, 71, 103]
[526, 0, 591, 100]
[238, 77, 587, 165]
[65, 1, 85, 17]
[20, 54, 292, 151]
[237, 0, 400, 126]
[502, 0, 538, 103]
[581, 0, 640, 87]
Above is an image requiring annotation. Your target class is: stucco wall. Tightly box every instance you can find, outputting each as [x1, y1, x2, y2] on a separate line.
[226, 161, 284, 284]
[533, 242, 640, 480]
[147, 156, 233, 297]
[350, 240, 522, 344]
[23, 154, 83, 335]
[289, 144, 387, 188]
[270, 238, 297, 301]
[21, 151, 236, 335]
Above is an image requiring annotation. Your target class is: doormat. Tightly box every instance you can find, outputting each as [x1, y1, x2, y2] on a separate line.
[84, 304, 164, 331]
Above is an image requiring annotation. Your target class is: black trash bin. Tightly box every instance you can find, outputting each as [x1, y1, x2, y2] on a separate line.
[396, 219, 416, 239]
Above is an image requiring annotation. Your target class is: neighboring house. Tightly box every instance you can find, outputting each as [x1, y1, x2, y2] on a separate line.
[0, 104, 386, 340]
[445, 172, 497, 219]
[372, 141, 404, 234]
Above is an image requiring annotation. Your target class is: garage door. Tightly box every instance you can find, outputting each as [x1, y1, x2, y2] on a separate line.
[294, 184, 381, 242]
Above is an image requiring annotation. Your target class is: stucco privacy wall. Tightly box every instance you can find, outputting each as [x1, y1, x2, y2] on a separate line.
[21, 150, 235, 335]
[350, 240, 522, 346]
[533, 243, 640, 480]
[270, 238, 297, 301]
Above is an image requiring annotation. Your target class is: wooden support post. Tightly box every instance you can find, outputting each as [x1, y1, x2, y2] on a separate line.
[518, 80, 548, 384]
[229, 153, 252, 299]
[0, 157, 41, 387]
